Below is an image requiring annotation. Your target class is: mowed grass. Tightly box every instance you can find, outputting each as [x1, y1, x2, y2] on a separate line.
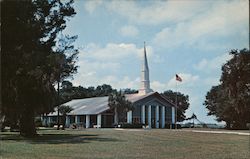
[0, 128, 249, 159]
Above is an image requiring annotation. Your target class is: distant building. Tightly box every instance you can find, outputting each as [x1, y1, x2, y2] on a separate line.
[45, 43, 176, 128]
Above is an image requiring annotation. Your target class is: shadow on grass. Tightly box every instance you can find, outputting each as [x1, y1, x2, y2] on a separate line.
[0, 133, 122, 144]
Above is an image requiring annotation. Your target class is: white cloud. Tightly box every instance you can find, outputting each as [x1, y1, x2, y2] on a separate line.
[152, 54, 164, 64]
[204, 77, 221, 86]
[188, 0, 248, 39]
[111, 76, 140, 89]
[107, 0, 210, 25]
[152, 0, 249, 49]
[119, 25, 139, 37]
[72, 59, 121, 86]
[73, 72, 140, 90]
[80, 43, 154, 61]
[193, 53, 232, 72]
[153, 26, 183, 48]
[151, 81, 166, 92]
[84, 0, 103, 14]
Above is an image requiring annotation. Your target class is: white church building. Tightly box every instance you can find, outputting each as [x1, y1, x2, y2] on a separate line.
[45, 43, 176, 128]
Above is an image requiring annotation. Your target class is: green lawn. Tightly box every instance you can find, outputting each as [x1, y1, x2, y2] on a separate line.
[0, 128, 249, 159]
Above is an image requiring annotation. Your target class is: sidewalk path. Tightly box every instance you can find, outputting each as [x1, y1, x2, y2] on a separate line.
[113, 128, 250, 135]
[180, 129, 250, 136]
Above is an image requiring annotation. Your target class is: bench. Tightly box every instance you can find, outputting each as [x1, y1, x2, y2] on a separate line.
[143, 125, 150, 129]
[93, 125, 101, 128]
[53, 125, 63, 129]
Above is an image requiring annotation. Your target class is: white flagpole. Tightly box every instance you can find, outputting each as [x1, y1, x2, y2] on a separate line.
[175, 79, 177, 129]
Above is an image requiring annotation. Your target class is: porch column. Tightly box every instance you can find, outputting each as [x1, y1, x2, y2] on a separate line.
[66, 116, 70, 127]
[156, 105, 159, 128]
[75, 115, 80, 124]
[161, 106, 165, 128]
[148, 105, 151, 128]
[47, 116, 52, 127]
[141, 105, 145, 124]
[97, 114, 102, 128]
[172, 107, 175, 127]
[86, 115, 90, 128]
[127, 110, 132, 124]
[41, 115, 46, 126]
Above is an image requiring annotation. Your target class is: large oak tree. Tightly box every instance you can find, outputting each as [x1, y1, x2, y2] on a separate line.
[162, 90, 190, 122]
[204, 49, 250, 129]
[1, 0, 78, 136]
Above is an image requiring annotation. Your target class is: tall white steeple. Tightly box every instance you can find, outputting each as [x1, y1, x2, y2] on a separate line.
[139, 42, 153, 95]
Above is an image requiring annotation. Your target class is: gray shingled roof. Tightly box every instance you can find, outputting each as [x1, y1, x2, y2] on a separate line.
[48, 93, 147, 116]
[49, 96, 109, 116]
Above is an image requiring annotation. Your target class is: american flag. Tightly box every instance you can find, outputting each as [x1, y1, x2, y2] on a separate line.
[176, 74, 182, 82]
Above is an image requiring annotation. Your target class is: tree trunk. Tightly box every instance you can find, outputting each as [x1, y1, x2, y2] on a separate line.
[0, 115, 5, 132]
[10, 113, 19, 132]
[193, 118, 195, 128]
[234, 121, 247, 130]
[62, 115, 66, 130]
[45, 113, 48, 127]
[19, 108, 36, 137]
[114, 107, 118, 125]
[225, 121, 231, 129]
[57, 81, 60, 130]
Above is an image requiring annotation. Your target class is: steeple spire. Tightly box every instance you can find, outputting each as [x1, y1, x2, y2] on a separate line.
[143, 41, 149, 71]
[139, 42, 153, 95]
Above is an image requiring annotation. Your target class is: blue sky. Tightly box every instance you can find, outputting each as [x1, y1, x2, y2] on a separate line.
[63, 0, 249, 123]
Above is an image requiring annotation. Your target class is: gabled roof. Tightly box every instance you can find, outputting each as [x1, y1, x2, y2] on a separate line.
[125, 92, 155, 103]
[126, 92, 176, 107]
